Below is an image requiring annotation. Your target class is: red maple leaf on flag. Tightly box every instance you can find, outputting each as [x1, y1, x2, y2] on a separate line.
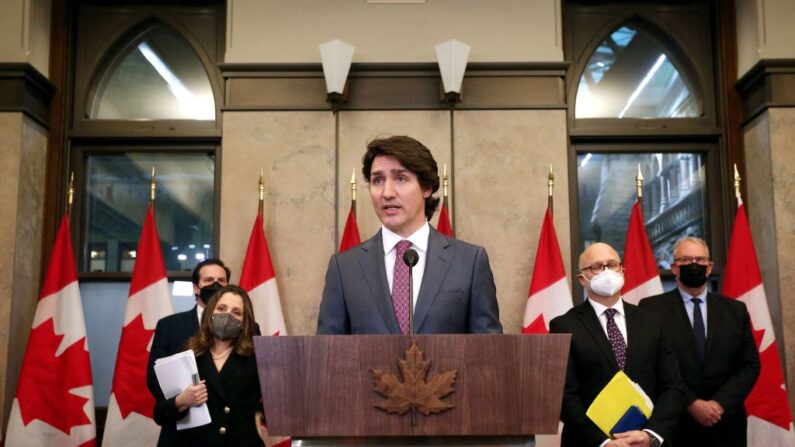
[746, 327, 793, 430]
[16, 319, 92, 434]
[111, 314, 155, 419]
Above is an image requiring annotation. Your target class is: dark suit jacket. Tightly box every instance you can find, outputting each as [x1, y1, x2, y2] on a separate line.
[316, 227, 502, 334]
[153, 352, 264, 447]
[148, 307, 201, 446]
[639, 290, 760, 447]
[549, 300, 684, 447]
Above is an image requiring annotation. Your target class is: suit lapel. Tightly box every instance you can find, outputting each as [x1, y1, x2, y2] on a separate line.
[577, 301, 620, 371]
[198, 353, 229, 402]
[413, 229, 453, 333]
[624, 304, 640, 370]
[358, 231, 401, 334]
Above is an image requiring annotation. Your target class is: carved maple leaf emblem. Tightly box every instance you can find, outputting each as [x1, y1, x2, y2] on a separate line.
[370, 341, 457, 416]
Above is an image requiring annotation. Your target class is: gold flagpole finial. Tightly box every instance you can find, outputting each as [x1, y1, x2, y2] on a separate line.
[259, 169, 265, 203]
[636, 164, 644, 200]
[733, 164, 742, 205]
[66, 172, 75, 215]
[350, 167, 357, 202]
[443, 164, 449, 198]
[547, 165, 555, 198]
[149, 165, 157, 205]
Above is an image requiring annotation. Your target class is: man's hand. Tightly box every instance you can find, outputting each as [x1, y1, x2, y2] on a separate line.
[612, 430, 652, 447]
[688, 399, 724, 426]
[175, 380, 208, 411]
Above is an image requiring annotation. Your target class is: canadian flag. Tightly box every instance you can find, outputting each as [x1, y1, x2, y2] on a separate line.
[522, 207, 572, 334]
[338, 201, 361, 253]
[102, 206, 173, 446]
[239, 209, 289, 447]
[723, 204, 795, 446]
[436, 197, 453, 237]
[6, 215, 96, 447]
[620, 202, 662, 305]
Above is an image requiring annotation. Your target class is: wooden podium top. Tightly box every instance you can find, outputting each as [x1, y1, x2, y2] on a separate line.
[255, 334, 570, 437]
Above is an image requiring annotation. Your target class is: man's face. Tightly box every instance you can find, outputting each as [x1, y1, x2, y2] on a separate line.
[577, 242, 623, 298]
[193, 264, 229, 297]
[369, 155, 431, 237]
[671, 240, 713, 279]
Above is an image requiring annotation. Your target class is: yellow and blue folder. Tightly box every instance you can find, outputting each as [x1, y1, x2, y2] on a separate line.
[585, 371, 654, 436]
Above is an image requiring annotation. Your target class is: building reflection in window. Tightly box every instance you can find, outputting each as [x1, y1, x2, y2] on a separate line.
[578, 152, 707, 268]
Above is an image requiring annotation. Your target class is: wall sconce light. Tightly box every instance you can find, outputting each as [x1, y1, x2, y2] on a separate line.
[435, 39, 470, 104]
[319, 39, 356, 112]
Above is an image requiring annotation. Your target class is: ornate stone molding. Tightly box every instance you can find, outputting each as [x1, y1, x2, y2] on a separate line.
[737, 59, 795, 124]
[221, 62, 568, 111]
[0, 63, 55, 128]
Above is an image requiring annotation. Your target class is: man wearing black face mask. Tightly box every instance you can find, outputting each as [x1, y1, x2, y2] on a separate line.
[640, 237, 760, 447]
[146, 258, 231, 446]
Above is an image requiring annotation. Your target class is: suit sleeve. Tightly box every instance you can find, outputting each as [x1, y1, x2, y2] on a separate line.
[467, 247, 503, 334]
[712, 305, 761, 416]
[645, 325, 686, 441]
[147, 319, 169, 399]
[316, 254, 351, 334]
[153, 395, 189, 426]
[549, 317, 611, 446]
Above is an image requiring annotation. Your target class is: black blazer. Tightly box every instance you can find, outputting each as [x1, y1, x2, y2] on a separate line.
[153, 352, 264, 447]
[639, 290, 760, 447]
[549, 300, 685, 447]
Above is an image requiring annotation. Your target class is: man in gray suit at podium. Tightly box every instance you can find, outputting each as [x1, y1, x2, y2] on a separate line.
[317, 135, 502, 335]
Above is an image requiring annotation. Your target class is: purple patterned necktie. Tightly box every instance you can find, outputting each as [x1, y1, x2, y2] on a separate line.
[604, 308, 627, 370]
[391, 240, 413, 334]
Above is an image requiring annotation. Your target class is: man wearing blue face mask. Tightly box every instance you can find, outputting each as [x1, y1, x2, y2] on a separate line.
[550, 242, 685, 447]
[640, 237, 759, 447]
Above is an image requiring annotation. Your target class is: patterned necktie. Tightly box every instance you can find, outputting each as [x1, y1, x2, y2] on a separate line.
[604, 308, 627, 370]
[391, 240, 413, 334]
[692, 298, 706, 362]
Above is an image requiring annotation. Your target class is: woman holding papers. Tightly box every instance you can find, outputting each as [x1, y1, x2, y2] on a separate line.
[153, 285, 265, 447]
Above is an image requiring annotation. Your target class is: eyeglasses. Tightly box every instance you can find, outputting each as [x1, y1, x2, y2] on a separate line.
[580, 261, 622, 274]
[674, 256, 712, 266]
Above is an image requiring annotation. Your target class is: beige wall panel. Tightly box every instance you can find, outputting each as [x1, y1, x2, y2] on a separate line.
[226, 0, 562, 63]
[454, 110, 570, 334]
[337, 111, 452, 245]
[0, 114, 47, 429]
[736, 0, 795, 77]
[0, 0, 51, 75]
[220, 111, 336, 336]
[744, 108, 795, 411]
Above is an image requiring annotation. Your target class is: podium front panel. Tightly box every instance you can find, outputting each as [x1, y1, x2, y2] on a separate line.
[254, 334, 570, 437]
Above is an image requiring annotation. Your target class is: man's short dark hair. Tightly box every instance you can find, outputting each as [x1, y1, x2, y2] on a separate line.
[362, 135, 441, 220]
[192, 258, 231, 285]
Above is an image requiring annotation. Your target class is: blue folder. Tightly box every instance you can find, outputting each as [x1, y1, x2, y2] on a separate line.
[610, 405, 648, 435]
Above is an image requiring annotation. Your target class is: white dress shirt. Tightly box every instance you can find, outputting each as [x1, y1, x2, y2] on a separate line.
[588, 297, 628, 346]
[382, 222, 429, 311]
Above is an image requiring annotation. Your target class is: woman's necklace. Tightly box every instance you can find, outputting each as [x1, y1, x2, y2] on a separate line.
[210, 346, 233, 360]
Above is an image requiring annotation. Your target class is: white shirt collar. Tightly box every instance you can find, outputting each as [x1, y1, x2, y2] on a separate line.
[678, 287, 708, 302]
[588, 297, 626, 317]
[381, 221, 430, 254]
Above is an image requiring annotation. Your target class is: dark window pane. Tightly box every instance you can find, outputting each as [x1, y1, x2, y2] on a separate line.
[83, 152, 215, 272]
[575, 25, 701, 119]
[90, 24, 215, 120]
[578, 153, 707, 268]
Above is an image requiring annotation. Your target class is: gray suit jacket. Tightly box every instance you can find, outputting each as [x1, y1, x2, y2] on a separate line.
[316, 227, 502, 334]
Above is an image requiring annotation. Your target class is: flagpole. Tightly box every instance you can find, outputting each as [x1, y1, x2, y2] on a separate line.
[635, 164, 644, 216]
[66, 172, 75, 217]
[350, 167, 357, 215]
[259, 169, 265, 215]
[547, 165, 554, 216]
[733, 164, 743, 207]
[443, 163, 450, 223]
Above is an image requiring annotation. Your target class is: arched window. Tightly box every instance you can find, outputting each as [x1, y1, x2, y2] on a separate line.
[566, 4, 729, 294]
[575, 25, 701, 119]
[90, 24, 215, 120]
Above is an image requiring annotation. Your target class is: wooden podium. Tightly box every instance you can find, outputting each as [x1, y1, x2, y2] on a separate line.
[254, 334, 570, 446]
